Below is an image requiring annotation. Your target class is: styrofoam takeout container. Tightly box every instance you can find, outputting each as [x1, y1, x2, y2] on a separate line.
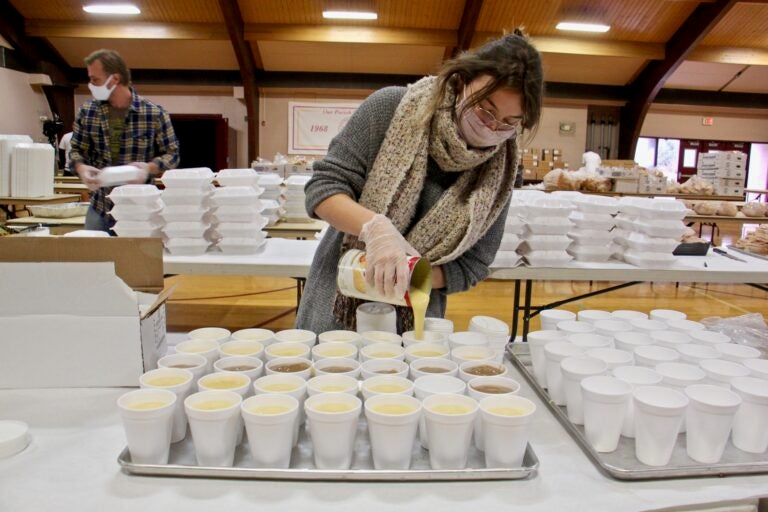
[521, 235, 572, 251]
[216, 168, 259, 188]
[161, 168, 215, 188]
[211, 187, 263, 207]
[108, 185, 162, 206]
[164, 238, 210, 256]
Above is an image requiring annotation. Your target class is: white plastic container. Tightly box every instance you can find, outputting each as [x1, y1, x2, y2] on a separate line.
[730, 376, 768, 453]
[521, 235, 572, 251]
[527, 329, 567, 387]
[284, 174, 311, 191]
[113, 220, 163, 237]
[572, 195, 619, 215]
[623, 251, 677, 268]
[161, 204, 207, 222]
[630, 318, 668, 334]
[161, 168, 214, 188]
[633, 345, 680, 367]
[211, 186, 262, 206]
[685, 384, 741, 463]
[716, 343, 763, 363]
[621, 232, 680, 253]
[634, 199, 689, 221]
[161, 186, 213, 206]
[635, 219, 687, 239]
[524, 216, 573, 235]
[504, 217, 526, 235]
[98, 165, 143, 187]
[539, 310, 575, 331]
[164, 238, 209, 256]
[633, 386, 688, 466]
[543, 341, 585, 406]
[163, 221, 209, 238]
[108, 185, 162, 205]
[567, 229, 614, 246]
[216, 168, 259, 188]
[215, 221, 268, 239]
[649, 309, 687, 323]
[666, 319, 706, 333]
[109, 202, 163, 221]
[676, 343, 719, 365]
[612, 365, 663, 438]
[561, 356, 608, 425]
[611, 310, 648, 322]
[211, 205, 264, 223]
[524, 250, 573, 268]
[216, 237, 267, 255]
[614, 332, 654, 353]
[568, 211, 615, 231]
[567, 244, 614, 262]
[700, 359, 750, 387]
[498, 233, 522, 251]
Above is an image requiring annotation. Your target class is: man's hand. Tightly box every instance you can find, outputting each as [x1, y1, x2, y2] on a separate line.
[76, 164, 102, 191]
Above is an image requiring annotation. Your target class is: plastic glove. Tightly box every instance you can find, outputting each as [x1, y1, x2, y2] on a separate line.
[359, 213, 420, 299]
[76, 164, 102, 191]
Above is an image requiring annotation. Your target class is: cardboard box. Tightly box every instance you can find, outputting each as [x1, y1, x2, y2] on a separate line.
[715, 167, 746, 179]
[613, 178, 639, 193]
[712, 178, 745, 196]
[0, 237, 170, 388]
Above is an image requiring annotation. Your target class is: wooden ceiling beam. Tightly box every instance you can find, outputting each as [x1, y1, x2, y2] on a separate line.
[244, 24, 457, 46]
[25, 20, 229, 40]
[530, 36, 665, 60]
[618, 0, 740, 158]
[689, 45, 768, 65]
[449, 0, 484, 58]
[218, 0, 260, 162]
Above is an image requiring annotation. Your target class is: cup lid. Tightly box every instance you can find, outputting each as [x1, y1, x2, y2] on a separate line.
[0, 421, 31, 459]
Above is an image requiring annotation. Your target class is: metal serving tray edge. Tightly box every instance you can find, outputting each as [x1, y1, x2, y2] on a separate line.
[507, 343, 768, 481]
[118, 412, 539, 482]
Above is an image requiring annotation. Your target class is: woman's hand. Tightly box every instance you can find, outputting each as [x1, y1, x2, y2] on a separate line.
[359, 214, 420, 299]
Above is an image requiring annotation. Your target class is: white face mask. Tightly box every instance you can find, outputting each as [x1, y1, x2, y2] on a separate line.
[88, 75, 116, 101]
[455, 89, 517, 148]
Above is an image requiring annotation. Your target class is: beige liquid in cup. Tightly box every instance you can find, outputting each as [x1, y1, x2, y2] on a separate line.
[224, 346, 260, 356]
[417, 366, 449, 374]
[412, 350, 444, 358]
[127, 400, 170, 410]
[270, 347, 305, 357]
[270, 362, 311, 373]
[318, 347, 354, 357]
[368, 383, 407, 393]
[487, 406, 528, 416]
[374, 369, 400, 374]
[463, 353, 488, 360]
[370, 351, 398, 358]
[201, 376, 248, 389]
[248, 405, 291, 415]
[179, 344, 211, 354]
[144, 375, 189, 387]
[471, 384, 514, 394]
[168, 363, 197, 369]
[312, 402, 355, 413]
[192, 400, 238, 411]
[465, 365, 504, 376]
[224, 365, 257, 372]
[371, 403, 417, 415]
[367, 332, 397, 342]
[320, 366, 355, 373]
[317, 385, 352, 392]
[430, 404, 471, 415]
[261, 382, 300, 392]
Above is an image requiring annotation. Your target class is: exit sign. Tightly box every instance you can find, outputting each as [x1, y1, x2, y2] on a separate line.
[702, 117, 714, 126]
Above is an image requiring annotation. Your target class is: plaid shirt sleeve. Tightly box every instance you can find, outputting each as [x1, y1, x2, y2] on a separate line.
[70, 90, 181, 214]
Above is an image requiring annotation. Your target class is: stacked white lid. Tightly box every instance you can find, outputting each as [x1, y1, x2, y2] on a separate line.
[255, 173, 283, 226]
[159, 168, 215, 254]
[612, 197, 689, 268]
[567, 194, 619, 262]
[491, 197, 525, 268]
[10, 143, 55, 197]
[468, 315, 510, 362]
[518, 193, 574, 267]
[209, 168, 267, 254]
[108, 185, 164, 237]
[281, 175, 312, 222]
[0, 135, 33, 196]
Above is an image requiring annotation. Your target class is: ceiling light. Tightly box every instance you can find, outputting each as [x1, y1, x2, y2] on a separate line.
[556, 22, 610, 33]
[322, 10, 377, 20]
[83, 3, 141, 15]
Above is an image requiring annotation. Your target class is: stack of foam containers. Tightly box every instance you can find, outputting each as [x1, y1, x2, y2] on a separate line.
[210, 168, 267, 254]
[255, 172, 283, 226]
[281, 175, 312, 222]
[109, 185, 164, 237]
[518, 194, 574, 267]
[613, 197, 688, 268]
[159, 168, 215, 255]
[0, 134, 33, 196]
[567, 194, 619, 262]
[491, 197, 525, 268]
[10, 143, 55, 197]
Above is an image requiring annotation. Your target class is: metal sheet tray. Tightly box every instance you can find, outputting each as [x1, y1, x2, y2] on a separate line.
[508, 343, 768, 481]
[727, 245, 768, 262]
[119, 413, 539, 482]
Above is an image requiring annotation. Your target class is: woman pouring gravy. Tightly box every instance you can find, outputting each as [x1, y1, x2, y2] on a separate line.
[296, 29, 544, 334]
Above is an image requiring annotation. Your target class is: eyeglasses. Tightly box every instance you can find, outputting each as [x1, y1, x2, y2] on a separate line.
[474, 106, 523, 132]
[465, 84, 524, 132]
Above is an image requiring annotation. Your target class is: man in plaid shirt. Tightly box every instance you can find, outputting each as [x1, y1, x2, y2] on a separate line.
[70, 49, 179, 232]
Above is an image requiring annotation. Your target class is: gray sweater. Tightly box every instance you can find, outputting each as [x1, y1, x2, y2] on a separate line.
[295, 86, 509, 334]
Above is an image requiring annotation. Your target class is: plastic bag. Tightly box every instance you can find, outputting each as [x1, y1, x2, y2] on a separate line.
[700, 313, 768, 353]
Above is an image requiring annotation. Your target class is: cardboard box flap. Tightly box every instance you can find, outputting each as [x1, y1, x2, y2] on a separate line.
[137, 284, 175, 320]
[0, 237, 164, 291]
[0, 262, 138, 317]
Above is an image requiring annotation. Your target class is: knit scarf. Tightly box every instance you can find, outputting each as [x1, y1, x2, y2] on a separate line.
[333, 75, 519, 331]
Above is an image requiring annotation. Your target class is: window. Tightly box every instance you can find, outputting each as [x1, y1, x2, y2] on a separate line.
[682, 148, 697, 168]
[634, 137, 657, 168]
[656, 138, 680, 175]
